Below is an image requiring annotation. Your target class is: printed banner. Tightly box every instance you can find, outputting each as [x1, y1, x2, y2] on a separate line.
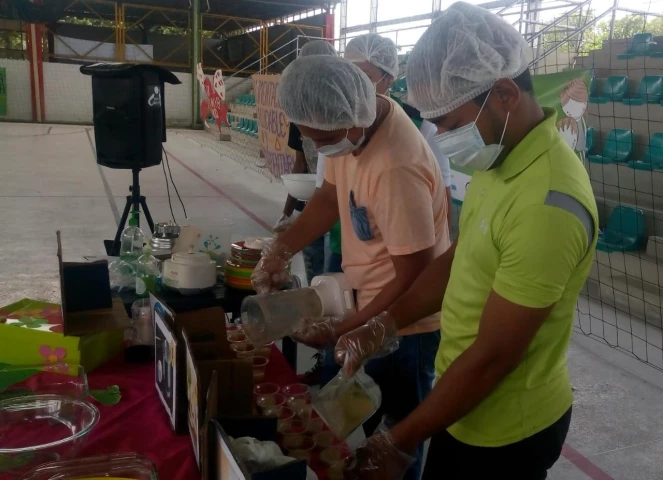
[0, 67, 6, 116]
[253, 74, 296, 179]
[449, 69, 591, 202]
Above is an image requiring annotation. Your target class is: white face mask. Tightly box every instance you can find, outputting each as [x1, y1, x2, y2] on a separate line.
[317, 129, 365, 158]
[433, 91, 509, 171]
[372, 72, 388, 93]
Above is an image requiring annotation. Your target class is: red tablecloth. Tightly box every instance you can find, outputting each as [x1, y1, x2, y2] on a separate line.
[81, 347, 300, 480]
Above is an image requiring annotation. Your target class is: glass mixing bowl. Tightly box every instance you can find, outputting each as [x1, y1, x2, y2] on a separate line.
[0, 394, 100, 478]
[0, 364, 88, 401]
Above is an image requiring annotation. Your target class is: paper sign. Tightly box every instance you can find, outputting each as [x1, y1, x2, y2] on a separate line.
[253, 74, 296, 179]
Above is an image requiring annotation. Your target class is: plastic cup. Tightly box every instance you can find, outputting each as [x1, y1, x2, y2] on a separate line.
[227, 332, 247, 344]
[327, 464, 345, 480]
[255, 342, 274, 357]
[306, 417, 324, 434]
[283, 383, 311, 409]
[278, 418, 308, 435]
[293, 402, 313, 422]
[252, 356, 269, 383]
[283, 433, 315, 451]
[230, 343, 255, 358]
[276, 407, 295, 432]
[258, 393, 285, 414]
[226, 324, 243, 334]
[320, 445, 349, 467]
[253, 382, 279, 408]
[313, 431, 334, 449]
[286, 435, 315, 464]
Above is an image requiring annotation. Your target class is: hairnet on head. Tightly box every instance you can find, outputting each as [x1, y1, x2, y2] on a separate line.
[299, 40, 337, 57]
[278, 55, 376, 131]
[406, 1, 531, 119]
[345, 34, 399, 78]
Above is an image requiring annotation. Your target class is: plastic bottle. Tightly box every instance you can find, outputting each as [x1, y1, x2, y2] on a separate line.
[120, 211, 145, 266]
[135, 245, 161, 298]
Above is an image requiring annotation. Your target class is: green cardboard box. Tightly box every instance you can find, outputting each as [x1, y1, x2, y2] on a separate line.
[0, 298, 124, 372]
[0, 232, 128, 371]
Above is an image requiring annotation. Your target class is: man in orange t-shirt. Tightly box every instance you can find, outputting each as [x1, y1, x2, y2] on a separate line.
[251, 54, 450, 480]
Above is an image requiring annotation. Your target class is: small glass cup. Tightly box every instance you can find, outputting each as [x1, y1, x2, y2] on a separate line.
[286, 435, 315, 463]
[306, 417, 324, 434]
[227, 332, 247, 344]
[253, 382, 279, 408]
[255, 342, 274, 357]
[230, 343, 255, 358]
[276, 407, 295, 432]
[278, 418, 308, 435]
[313, 431, 335, 450]
[252, 356, 269, 383]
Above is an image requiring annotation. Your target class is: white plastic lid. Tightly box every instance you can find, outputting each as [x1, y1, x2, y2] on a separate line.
[170, 251, 214, 265]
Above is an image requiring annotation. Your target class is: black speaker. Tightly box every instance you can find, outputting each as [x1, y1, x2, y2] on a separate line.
[80, 63, 181, 169]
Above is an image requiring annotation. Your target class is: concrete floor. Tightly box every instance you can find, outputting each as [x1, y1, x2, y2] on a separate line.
[1, 122, 663, 479]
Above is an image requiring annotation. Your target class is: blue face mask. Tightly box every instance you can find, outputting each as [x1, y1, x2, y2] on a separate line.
[433, 90, 509, 171]
[317, 129, 365, 158]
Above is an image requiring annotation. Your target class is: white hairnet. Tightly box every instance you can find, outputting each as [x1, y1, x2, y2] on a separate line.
[278, 55, 376, 131]
[406, 1, 531, 119]
[300, 40, 337, 57]
[345, 34, 399, 78]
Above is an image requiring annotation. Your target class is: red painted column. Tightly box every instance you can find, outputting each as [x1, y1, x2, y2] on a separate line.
[324, 13, 335, 42]
[25, 1, 45, 122]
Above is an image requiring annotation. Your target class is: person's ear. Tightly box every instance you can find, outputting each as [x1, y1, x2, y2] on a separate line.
[491, 78, 521, 114]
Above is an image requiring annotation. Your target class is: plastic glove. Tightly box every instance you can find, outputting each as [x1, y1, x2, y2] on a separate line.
[250, 240, 293, 294]
[291, 316, 340, 349]
[273, 214, 293, 233]
[345, 430, 415, 480]
[334, 312, 400, 377]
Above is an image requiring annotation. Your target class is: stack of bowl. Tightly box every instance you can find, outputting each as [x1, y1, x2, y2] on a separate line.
[224, 241, 263, 291]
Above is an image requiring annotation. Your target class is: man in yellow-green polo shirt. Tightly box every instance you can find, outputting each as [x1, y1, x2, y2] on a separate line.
[335, 3, 598, 479]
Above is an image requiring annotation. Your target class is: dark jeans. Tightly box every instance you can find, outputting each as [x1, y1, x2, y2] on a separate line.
[423, 407, 572, 480]
[323, 331, 440, 480]
[302, 235, 325, 285]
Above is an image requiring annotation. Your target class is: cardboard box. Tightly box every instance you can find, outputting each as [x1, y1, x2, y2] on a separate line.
[0, 232, 128, 371]
[183, 325, 253, 471]
[208, 417, 308, 480]
[150, 294, 253, 445]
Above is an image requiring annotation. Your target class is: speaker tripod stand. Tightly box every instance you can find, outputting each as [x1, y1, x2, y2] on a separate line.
[105, 168, 155, 256]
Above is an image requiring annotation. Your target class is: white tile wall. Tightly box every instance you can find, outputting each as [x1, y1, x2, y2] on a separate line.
[165, 71, 192, 127]
[40, 62, 194, 126]
[43, 62, 93, 124]
[0, 59, 32, 121]
[2, 61, 248, 127]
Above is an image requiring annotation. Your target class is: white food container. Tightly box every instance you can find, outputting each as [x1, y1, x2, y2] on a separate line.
[162, 251, 217, 295]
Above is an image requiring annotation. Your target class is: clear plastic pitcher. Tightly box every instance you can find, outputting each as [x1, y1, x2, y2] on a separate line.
[241, 288, 323, 345]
